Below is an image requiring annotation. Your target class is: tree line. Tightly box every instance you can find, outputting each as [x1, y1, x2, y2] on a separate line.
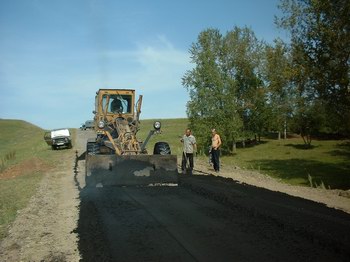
[182, 0, 350, 153]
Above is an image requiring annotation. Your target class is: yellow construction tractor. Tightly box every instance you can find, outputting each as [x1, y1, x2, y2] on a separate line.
[85, 89, 178, 186]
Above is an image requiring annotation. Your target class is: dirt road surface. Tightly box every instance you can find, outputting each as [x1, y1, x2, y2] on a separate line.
[1, 130, 350, 261]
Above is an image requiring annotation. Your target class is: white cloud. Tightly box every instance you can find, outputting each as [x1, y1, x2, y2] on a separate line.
[135, 35, 188, 66]
[76, 35, 193, 95]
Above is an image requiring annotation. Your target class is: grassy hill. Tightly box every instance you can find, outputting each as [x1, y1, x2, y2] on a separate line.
[1, 120, 46, 166]
[0, 119, 74, 240]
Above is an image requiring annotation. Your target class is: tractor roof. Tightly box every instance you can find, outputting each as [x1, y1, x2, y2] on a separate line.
[97, 88, 135, 93]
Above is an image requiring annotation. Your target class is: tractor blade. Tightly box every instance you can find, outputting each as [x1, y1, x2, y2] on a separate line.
[85, 155, 178, 187]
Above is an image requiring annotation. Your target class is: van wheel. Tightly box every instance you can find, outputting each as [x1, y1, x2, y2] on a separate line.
[153, 142, 171, 155]
[51, 145, 56, 150]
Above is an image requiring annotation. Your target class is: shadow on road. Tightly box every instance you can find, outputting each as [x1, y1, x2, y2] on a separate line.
[73, 150, 113, 261]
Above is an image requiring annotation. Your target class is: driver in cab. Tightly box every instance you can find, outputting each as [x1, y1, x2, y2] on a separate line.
[111, 98, 123, 113]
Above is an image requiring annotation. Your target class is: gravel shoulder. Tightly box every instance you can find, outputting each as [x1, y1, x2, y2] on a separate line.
[0, 146, 81, 261]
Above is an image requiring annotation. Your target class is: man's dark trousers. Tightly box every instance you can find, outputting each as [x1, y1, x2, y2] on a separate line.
[182, 152, 194, 174]
[211, 149, 220, 171]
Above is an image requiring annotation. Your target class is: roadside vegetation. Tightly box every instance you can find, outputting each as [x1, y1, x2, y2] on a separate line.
[0, 119, 75, 240]
[221, 139, 350, 190]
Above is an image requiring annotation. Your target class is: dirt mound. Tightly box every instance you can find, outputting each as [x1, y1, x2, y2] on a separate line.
[0, 158, 52, 179]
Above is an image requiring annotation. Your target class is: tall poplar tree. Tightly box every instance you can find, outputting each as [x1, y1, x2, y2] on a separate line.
[276, 0, 350, 135]
[182, 27, 265, 153]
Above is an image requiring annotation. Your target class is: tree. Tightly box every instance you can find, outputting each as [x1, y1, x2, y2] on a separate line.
[183, 28, 242, 153]
[245, 86, 273, 142]
[223, 28, 267, 144]
[276, 0, 350, 135]
[182, 27, 266, 153]
[262, 39, 294, 139]
[288, 41, 325, 144]
[291, 98, 328, 146]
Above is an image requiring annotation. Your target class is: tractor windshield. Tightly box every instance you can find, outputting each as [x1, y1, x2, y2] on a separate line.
[102, 94, 132, 114]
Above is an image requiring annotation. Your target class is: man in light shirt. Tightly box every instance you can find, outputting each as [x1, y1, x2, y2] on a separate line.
[180, 128, 197, 175]
[211, 129, 222, 172]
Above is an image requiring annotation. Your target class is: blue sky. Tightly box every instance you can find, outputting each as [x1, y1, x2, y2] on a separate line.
[0, 0, 285, 129]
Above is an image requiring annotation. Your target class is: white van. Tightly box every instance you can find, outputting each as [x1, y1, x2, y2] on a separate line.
[44, 128, 72, 150]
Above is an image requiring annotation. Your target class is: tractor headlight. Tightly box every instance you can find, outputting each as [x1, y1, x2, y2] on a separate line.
[98, 121, 105, 129]
[153, 121, 161, 130]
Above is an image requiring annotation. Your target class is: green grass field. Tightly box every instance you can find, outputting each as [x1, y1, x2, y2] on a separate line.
[138, 118, 189, 155]
[221, 139, 350, 190]
[0, 119, 75, 239]
[138, 118, 350, 190]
